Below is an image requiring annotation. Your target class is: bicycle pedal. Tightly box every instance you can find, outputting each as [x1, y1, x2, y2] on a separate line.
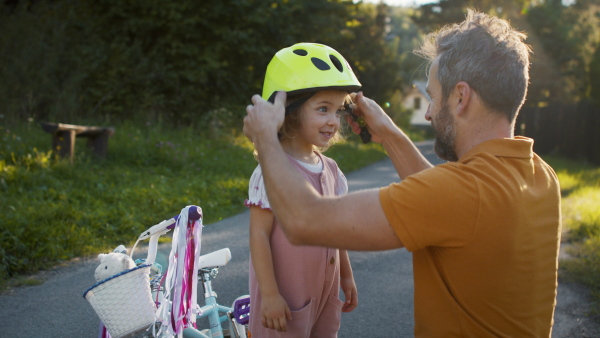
[232, 295, 250, 325]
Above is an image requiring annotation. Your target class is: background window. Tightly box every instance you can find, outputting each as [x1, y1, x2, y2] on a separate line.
[414, 97, 421, 110]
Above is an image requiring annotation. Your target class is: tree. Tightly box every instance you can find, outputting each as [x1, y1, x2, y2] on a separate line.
[409, 0, 600, 108]
[590, 46, 600, 107]
[1, 0, 407, 127]
[525, 0, 600, 105]
[335, 3, 403, 104]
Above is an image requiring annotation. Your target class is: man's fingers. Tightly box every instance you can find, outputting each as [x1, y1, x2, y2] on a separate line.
[251, 94, 263, 105]
[349, 121, 361, 135]
[242, 116, 252, 141]
[273, 91, 287, 107]
[349, 92, 357, 101]
[355, 91, 364, 105]
[355, 91, 375, 114]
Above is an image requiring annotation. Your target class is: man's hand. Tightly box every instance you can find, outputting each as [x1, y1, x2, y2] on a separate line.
[347, 92, 431, 179]
[340, 276, 358, 313]
[346, 92, 398, 144]
[244, 91, 287, 144]
[261, 293, 293, 332]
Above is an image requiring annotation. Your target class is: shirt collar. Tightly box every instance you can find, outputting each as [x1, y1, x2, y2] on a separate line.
[460, 136, 534, 162]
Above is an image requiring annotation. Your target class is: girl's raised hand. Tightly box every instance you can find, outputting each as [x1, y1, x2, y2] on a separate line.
[261, 293, 293, 332]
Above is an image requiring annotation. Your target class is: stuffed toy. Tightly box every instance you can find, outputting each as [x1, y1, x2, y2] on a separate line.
[94, 245, 136, 282]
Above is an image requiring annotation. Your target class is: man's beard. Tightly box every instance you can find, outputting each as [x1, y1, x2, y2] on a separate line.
[432, 104, 458, 162]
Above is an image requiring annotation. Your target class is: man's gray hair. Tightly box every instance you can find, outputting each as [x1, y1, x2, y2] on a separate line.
[415, 9, 531, 122]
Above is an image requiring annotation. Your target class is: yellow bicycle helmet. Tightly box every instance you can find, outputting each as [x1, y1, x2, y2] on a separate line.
[262, 43, 361, 103]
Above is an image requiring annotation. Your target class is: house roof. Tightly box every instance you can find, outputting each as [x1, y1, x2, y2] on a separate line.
[412, 80, 430, 101]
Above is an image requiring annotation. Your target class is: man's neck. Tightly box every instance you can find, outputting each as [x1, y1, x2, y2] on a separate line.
[455, 113, 513, 160]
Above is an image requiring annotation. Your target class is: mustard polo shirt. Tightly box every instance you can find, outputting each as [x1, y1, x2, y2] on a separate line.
[380, 137, 561, 337]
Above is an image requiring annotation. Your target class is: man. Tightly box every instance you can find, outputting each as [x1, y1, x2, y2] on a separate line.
[243, 9, 561, 337]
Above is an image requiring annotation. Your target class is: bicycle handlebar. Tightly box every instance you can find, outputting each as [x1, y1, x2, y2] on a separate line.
[132, 205, 203, 264]
[138, 205, 202, 241]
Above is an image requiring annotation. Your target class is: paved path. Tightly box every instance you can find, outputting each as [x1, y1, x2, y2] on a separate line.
[0, 140, 598, 337]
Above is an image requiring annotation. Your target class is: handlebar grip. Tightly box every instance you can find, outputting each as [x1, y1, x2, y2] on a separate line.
[170, 205, 202, 229]
[188, 205, 202, 221]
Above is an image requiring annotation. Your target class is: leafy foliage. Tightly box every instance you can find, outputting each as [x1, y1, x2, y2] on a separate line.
[526, 0, 600, 105]
[0, 0, 410, 127]
[409, 0, 600, 109]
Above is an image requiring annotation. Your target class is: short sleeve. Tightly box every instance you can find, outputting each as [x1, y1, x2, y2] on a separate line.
[244, 165, 271, 209]
[336, 168, 348, 196]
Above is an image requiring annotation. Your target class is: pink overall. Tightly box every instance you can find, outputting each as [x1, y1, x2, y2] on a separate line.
[248, 154, 344, 338]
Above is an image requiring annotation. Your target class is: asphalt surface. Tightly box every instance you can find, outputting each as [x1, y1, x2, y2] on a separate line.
[2, 140, 593, 337]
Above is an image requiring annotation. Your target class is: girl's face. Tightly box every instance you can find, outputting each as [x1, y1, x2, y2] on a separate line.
[296, 90, 347, 148]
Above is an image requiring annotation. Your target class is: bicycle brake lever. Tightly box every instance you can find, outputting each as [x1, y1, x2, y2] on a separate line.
[345, 103, 371, 144]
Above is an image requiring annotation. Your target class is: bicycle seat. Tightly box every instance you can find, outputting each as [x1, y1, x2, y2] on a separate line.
[198, 248, 231, 269]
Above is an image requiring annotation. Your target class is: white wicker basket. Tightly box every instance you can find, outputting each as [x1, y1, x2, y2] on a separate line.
[83, 265, 156, 338]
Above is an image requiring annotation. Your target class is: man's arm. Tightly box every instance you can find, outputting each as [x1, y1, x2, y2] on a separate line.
[244, 92, 403, 251]
[350, 92, 433, 179]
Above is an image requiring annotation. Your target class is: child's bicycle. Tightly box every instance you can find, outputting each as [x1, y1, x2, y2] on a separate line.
[89, 205, 250, 338]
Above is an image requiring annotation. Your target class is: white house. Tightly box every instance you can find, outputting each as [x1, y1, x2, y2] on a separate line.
[403, 81, 430, 126]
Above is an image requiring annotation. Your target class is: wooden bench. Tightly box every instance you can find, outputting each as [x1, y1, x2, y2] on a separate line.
[40, 122, 115, 161]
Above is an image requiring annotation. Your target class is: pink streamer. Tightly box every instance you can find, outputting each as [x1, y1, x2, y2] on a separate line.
[155, 206, 203, 337]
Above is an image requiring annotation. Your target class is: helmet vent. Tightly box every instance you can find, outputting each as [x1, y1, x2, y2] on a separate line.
[293, 49, 308, 56]
[311, 57, 331, 71]
[329, 55, 344, 73]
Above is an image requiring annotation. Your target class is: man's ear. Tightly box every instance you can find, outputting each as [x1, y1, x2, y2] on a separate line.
[454, 81, 471, 116]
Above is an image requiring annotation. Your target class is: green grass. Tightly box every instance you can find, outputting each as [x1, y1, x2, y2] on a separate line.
[0, 121, 387, 285]
[544, 156, 600, 316]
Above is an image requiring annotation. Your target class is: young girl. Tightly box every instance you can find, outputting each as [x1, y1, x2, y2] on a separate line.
[245, 43, 361, 337]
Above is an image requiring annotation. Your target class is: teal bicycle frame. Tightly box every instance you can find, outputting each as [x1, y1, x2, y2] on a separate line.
[182, 267, 247, 338]
[133, 206, 249, 338]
